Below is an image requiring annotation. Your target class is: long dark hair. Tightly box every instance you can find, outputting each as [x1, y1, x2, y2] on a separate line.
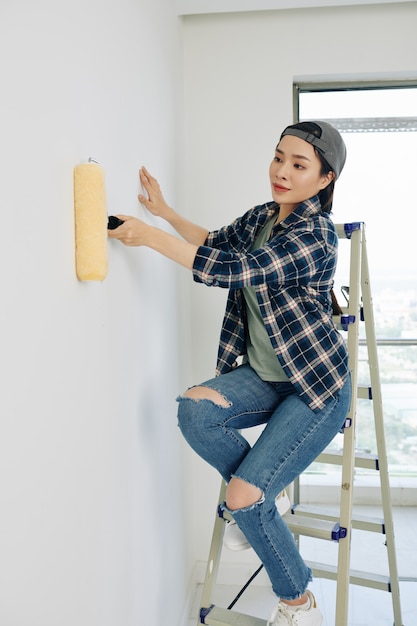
[284, 121, 335, 214]
[284, 122, 341, 313]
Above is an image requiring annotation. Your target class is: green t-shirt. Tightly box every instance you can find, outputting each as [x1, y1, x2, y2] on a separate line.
[242, 215, 289, 382]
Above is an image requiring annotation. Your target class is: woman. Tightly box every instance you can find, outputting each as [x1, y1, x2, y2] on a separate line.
[109, 121, 351, 626]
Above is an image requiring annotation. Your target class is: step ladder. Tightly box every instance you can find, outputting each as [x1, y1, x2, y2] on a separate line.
[197, 222, 406, 626]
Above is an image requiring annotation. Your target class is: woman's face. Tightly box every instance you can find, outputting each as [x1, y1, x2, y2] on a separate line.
[269, 134, 334, 213]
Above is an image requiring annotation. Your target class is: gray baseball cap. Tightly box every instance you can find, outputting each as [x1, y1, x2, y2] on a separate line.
[280, 121, 347, 179]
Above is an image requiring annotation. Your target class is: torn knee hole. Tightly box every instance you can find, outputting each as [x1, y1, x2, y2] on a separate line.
[182, 386, 231, 407]
[226, 478, 263, 511]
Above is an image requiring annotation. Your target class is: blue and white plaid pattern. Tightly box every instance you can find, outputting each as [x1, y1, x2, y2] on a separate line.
[192, 197, 349, 412]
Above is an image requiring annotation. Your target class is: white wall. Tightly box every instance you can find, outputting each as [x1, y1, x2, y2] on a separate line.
[0, 2, 190, 626]
[182, 0, 417, 573]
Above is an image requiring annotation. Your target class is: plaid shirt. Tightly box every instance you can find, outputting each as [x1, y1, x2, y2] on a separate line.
[192, 196, 349, 412]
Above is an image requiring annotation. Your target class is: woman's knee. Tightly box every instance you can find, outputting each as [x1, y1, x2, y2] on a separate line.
[226, 476, 263, 511]
[177, 385, 230, 440]
[181, 386, 231, 407]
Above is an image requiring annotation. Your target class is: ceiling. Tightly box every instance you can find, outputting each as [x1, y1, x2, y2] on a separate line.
[176, 0, 416, 16]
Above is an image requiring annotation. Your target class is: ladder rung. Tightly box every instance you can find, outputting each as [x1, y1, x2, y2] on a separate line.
[316, 448, 379, 470]
[357, 385, 372, 400]
[292, 505, 385, 533]
[200, 605, 266, 625]
[305, 560, 393, 592]
[282, 512, 346, 541]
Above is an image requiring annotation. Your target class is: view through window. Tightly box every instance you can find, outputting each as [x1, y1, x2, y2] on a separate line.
[297, 84, 417, 482]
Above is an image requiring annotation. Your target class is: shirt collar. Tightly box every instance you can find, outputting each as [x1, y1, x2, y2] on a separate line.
[276, 195, 323, 230]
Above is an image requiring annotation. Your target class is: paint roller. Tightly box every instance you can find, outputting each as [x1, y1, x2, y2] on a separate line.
[73, 160, 125, 281]
[73, 160, 108, 281]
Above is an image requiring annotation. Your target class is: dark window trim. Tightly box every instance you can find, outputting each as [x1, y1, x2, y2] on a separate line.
[293, 79, 417, 125]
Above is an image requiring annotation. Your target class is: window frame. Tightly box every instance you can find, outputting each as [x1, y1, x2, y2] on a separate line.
[293, 79, 417, 502]
[293, 78, 417, 124]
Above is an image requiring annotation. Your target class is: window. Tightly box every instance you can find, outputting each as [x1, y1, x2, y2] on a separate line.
[295, 82, 417, 482]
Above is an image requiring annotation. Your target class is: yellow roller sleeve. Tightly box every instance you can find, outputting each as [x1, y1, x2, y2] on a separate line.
[73, 162, 108, 281]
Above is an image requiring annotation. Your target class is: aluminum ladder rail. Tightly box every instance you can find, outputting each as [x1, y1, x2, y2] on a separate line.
[292, 223, 404, 625]
[197, 222, 404, 626]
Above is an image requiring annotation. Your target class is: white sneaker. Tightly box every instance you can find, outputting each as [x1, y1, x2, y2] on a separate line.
[223, 490, 291, 551]
[267, 591, 323, 626]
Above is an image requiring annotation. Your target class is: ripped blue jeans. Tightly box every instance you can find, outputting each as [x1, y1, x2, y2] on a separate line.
[177, 364, 351, 600]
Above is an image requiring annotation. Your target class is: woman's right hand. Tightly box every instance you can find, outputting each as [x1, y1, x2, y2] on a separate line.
[138, 166, 173, 221]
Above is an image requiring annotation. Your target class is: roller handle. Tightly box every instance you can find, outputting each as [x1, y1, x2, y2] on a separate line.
[107, 216, 125, 230]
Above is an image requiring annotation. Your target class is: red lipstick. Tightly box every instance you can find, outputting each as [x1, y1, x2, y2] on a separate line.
[273, 183, 290, 192]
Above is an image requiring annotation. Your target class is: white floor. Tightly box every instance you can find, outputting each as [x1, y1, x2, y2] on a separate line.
[187, 506, 417, 626]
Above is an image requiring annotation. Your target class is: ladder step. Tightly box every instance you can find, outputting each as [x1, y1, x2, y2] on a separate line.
[305, 560, 393, 592]
[200, 605, 266, 625]
[292, 505, 385, 533]
[282, 512, 346, 541]
[357, 385, 372, 400]
[316, 448, 379, 470]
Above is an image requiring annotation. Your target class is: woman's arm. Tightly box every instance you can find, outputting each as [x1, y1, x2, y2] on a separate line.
[108, 215, 198, 270]
[138, 167, 208, 246]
